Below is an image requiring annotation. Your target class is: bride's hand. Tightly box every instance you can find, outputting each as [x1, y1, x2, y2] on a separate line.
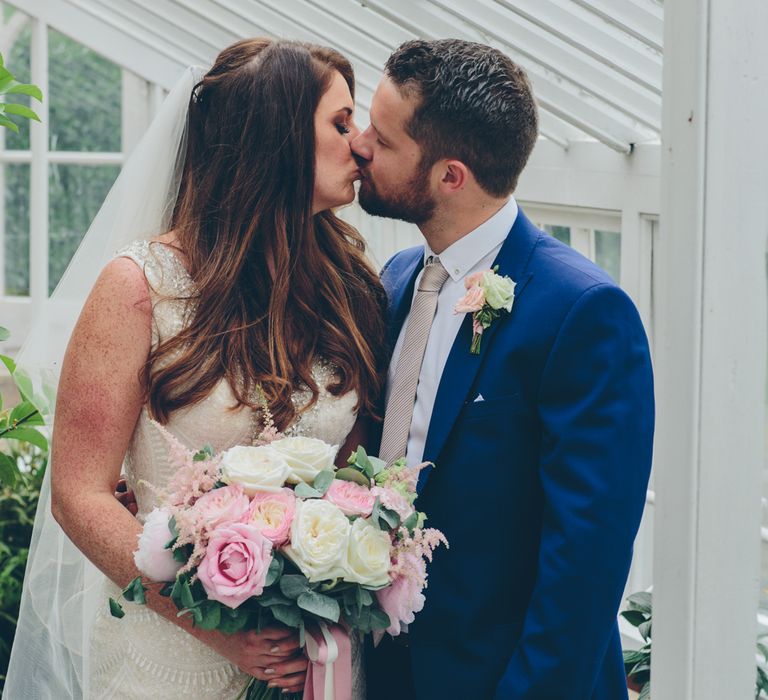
[214, 625, 308, 693]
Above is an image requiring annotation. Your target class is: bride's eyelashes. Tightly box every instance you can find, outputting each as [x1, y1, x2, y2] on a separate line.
[335, 122, 351, 135]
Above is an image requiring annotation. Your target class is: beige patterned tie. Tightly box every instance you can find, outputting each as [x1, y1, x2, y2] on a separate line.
[380, 257, 450, 464]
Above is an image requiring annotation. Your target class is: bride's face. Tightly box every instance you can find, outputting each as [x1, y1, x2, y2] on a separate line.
[312, 71, 361, 215]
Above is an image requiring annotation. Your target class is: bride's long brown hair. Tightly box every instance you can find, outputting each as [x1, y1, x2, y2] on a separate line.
[146, 38, 388, 429]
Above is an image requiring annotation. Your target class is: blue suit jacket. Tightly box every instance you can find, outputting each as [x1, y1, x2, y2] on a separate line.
[379, 210, 654, 699]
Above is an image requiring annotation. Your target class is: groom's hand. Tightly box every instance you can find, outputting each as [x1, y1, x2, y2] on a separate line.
[114, 477, 138, 516]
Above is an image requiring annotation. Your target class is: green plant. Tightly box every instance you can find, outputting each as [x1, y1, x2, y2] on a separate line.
[0, 326, 48, 487]
[0, 52, 42, 133]
[622, 591, 652, 699]
[0, 441, 47, 687]
[622, 591, 768, 699]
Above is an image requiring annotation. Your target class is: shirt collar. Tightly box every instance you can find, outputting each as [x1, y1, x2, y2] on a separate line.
[425, 196, 518, 282]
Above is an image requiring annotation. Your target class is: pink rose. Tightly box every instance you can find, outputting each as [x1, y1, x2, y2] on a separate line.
[454, 285, 486, 314]
[134, 507, 183, 582]
[376, 561, 426, 636]
[192, 484, 250, 531]
[371, 486, 414, 522]
[197, 522, 273, 608]
[464, 269, 491, 289]
[246, 488, 296, 546]
[323, 480, 376, 517]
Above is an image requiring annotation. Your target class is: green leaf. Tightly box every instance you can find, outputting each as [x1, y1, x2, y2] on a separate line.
[402, 512, 419, 533]
[638, 682, 650, 700]
[8, 401, 44, 426]
[2, 103, 40, 122]
[297, 590, 340, 623]
[217, 606, 250, 634]
[11, 366, 34, 405]
[109, 597, 125, 619]
[312, 470, 335, 496]
[0, 327, 9, 342]
[280, 574, 311, 600]
[0, 354, 15, 375]
[180, 578, 195, 609]
[122, 576, 147, 604]
[368, 606, 391, 631]
[620, 609, 648, 628]
[638, 619, 652, 641]
[256, 588, 291, 608]
[196, 601, 222, 630]
[192, 444, 215, 461]
[294, 482, 322, 499]
[1, 82, 43, 101]
[3, 427, 48, 451]
[0, 113, 18, 133]
[159, 581, 174, 597]
[368, 456, 387, 476]
[334, 467, 371, 487]
[372, 498, 400, 530]
[265, 554, 284, 588]
[626, 591, 652, 614]
[0, 452, 20, 487]
[270, 603, 302, 628]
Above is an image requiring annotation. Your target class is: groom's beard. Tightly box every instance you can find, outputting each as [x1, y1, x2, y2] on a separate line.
[358, 163, 436, 225]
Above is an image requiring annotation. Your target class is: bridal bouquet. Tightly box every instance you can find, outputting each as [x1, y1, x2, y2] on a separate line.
[109, 419, 446, 700]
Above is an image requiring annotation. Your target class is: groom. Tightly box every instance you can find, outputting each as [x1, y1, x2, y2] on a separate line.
[354, 40, 654, 699]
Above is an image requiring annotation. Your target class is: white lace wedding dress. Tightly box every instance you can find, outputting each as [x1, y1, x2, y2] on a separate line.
[87, 240, 366, 699]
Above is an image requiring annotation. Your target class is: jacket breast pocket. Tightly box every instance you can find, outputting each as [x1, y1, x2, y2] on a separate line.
[460, 392, 528, 421]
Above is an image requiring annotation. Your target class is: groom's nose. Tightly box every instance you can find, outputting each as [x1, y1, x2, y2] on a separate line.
[350, 127, 373, 163]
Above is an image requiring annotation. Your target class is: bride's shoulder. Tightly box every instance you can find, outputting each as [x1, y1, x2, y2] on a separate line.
[113, 233, 193, 298]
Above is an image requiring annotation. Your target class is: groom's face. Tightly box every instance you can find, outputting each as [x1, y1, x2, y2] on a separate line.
[351, 78, 436, 225]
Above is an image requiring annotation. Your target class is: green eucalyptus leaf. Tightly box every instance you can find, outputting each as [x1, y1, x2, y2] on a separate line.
[368, 606, 391, 631]
[270, 603, 302, 628]
[265, 554, 284, 588]
[312, 470, 335, 496]
[334, 467, 370, 487]
[196, 602, 221, 630]
[295, 482, 322, 499]
[297, 590, 340, 623]
[108, 597, 125, 619]
[280, 574, 311, 600]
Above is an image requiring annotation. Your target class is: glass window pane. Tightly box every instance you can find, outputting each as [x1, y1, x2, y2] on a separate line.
[2, 6, 32, 151]
[48, 164, 119, 293]
[544, 224, 571, 246]
[595, 229, 621, 283]
[3, 163, 29, 296]
[48, 28, 121, 152]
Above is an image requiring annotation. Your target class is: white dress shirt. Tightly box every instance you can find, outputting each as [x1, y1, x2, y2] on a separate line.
[386, 197, 519, 467]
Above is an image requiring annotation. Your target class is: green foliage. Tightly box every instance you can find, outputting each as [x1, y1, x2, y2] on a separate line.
[0, 442, 47, 688]
[0, 328, 49, 488]
[622, 591, 768, 699]
[0, 53, 42, 134]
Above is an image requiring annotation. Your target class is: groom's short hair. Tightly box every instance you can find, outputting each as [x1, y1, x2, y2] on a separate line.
[384, 39, 538, 196]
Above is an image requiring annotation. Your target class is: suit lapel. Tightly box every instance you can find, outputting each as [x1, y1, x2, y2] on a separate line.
[417, 210, 541, 493]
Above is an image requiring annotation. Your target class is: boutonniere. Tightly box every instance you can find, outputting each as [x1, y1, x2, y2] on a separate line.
[453, 266, 515, 354]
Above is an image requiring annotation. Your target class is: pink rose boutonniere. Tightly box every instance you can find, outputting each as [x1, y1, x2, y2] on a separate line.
[454, 266, 516, 354]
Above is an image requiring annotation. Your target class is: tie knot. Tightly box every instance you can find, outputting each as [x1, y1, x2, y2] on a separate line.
[418, 258, 449, 293]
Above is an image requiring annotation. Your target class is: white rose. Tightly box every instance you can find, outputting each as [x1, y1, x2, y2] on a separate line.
[269, 436, 338, 485]
[220, 445, 292, 495]
[134, 507, 183, 582]
[284, 499, 350, 582]
[344, 517, 391, 587]
[481, 272, 516, 312]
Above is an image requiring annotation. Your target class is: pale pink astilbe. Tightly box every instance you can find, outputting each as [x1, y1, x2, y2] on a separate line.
[148, 420, 222, 508]
[252, 386, 285, 446]
[389, 527, 449, 589]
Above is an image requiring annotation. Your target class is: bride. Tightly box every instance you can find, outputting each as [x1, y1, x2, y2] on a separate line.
[4, 38, 387, 698]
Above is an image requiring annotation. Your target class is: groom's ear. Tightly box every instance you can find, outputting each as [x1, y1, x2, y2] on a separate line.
[439, 159, 470, 194]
